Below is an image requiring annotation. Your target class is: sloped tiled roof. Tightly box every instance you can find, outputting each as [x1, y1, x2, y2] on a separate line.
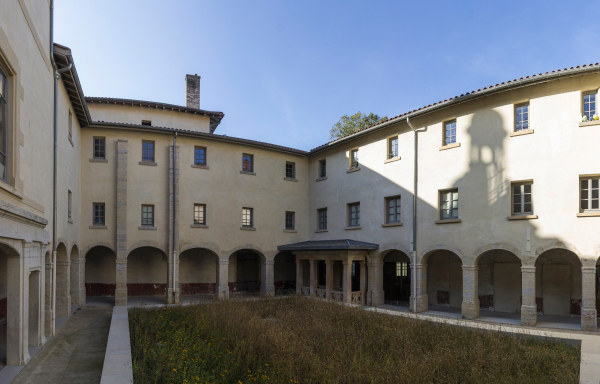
[277, 239, 379, 251]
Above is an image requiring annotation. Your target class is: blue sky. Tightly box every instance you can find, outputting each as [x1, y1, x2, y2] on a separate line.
[55, 0, 600, 151]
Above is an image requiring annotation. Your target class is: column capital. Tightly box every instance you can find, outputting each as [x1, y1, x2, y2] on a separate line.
[461, 265, 478, 271]
[582, 267, 597, 274]
[521, 266, 536, 272]
[218, 260, 229, 265]
[263, 260, 275, 266]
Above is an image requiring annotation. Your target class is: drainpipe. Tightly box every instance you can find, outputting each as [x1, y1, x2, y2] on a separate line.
[172, 132, 177, 303]
[406, 117, 423, 313]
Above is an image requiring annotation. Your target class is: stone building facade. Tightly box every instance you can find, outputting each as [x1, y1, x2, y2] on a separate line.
[0, 0, 599, 371]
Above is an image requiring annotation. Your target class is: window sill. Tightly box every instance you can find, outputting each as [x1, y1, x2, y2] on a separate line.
[384, 157, 401, 164]
[89, 225, 107, 229]
[382, 222, 403, 227]
[240, 171, 256, 176]
[0, 180, 23, 200]
[284, 177, 298, 182]
[316, 176, 328, 182]
[507, 215, 538, 220]
[435, 219, 462, 224]
[283, 229, 297, 233]
[191, 164, 209, 170]
[89, 158, 108, 163]
[191, 224, 209, 228]
[138, 226, 157, 230]
[577, 212, 600, 217]
[240, 226, 256, 231]
[67, 218, 73, 224]
[345, 226, 361, 230]
[510, 129, 534, 137]
[314, 229, 328, 233]
[439, 142, 461, 151]
[579, 120, 600, 127]
[347, 167, 361, 174]
[139, 161, 157, 166]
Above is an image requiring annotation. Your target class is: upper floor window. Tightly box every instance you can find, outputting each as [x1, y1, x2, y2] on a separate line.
[68, 110, 73, 142]
[242, 154, 254, 172]
[318, 208, 327, 230]
[142, 141, 155, 162]
[388, 136, 398, 159]
[93, 203, 105, 226]
[318, 159, 326, 178]
[348, 202, 360, 227]
[141, 120, 151, 126]
[350, 149, 359, 169]
[68, 190, 72, 220]
[512, 182, 533, 215]
[194, 146, 206, 166]
[583, 92, 596, 121]
[386, 196, 401, 223]
[444, 120, 456, 145]
[94, 137, 106, 159]
[515, 103, 529, 131]
[440, 190, 459, 220]
[286, 162, 295, 179]
[581, 177, 599, 212]
[194, 204, 206, 225]
[141, 204, 154, 226]
[242, 207, 253, 228]
[285, 211, 295, 230]
[0, 68, 8, 182]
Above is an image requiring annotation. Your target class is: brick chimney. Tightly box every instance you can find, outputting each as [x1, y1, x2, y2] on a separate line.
[185, 74, 200, 109]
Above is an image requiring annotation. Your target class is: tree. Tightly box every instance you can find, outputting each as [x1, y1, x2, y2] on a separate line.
[329, 112, 388, 140]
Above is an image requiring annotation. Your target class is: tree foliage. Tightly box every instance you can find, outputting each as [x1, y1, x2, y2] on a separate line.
[329, 112, 388, 140]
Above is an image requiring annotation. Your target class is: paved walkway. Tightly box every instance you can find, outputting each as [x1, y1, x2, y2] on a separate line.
[11, 306, 113, 384]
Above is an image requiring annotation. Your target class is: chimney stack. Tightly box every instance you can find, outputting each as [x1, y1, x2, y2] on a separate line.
[185, 74, 201, 109]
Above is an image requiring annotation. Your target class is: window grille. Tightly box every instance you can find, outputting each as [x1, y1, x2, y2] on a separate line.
[194, 204, 206, 225]
[350, 149, 359, 169]
[141, 120, 151, 126]
[285, 211, 295, 230]
[351, 262, 356, 277]
[512, 183, 533, 215]
[348, 203, 360, 226]
[386, 196, 401, 223]
[583, 93, 596, 121]
[242, 154, 253, 172]
[94, 137, 105, 159]
[0, 68, 8, 181]
[319, 159, 326, 178]
[581, 178, 599, 211]
[515, 103, 529, 131]
[194, 147, 206, 166]
[444, 120, 456, 145]
[141, 205, 154, 226]
[93, 203, 105, 225]
[286, 162, 295, 178]
[389, 136, 398, 158]
[242, 207, 253, 227]
[396, 262, 408, 277]
[318, 208, 327, 230]
[142, 141, 155, 162]
[440, 190, 459, 219]
[68, 110, 73, 141]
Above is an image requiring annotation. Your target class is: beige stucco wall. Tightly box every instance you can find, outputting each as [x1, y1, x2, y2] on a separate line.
[87, 103, 212, 133]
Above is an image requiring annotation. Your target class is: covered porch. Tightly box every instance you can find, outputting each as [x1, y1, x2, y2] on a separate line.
[277, 240, 378, 305]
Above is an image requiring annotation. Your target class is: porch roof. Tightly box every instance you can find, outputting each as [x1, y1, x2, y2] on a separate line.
[277, 239, 379, 251]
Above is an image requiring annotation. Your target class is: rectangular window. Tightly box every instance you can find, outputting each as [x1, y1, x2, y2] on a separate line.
[285, 211, 295, 230]
[93, 203, 105, 226]
[396, 262, 408, 277]
[141, 205, 154, 226]
[93, 137, 106, 159]
[242, 154, 254, 172]
[194, 146, 206, 166]
[142, 141, 155, 162]
[141, 120, 151, 126]
[68, 190, 72, 219]
[242, 207, 253, 227]
[512, 182, 533, 215]
[388, 136, 398, 159]
[583, 92, 596, 121]
[350, 149, 359, 169]
[286, 162, 295, 179]
[68, 110, 73, 141]
[444, 120, 456, 145]
[440, 190, 459, 220]
[386, 196, 401, 223]
[515, 103, 529, 131]
[581, 178, 599, 212]
[348, 203, 360, 227]
[0, 68, 8, 182]
[319, 159, 326, 178]
[194, 204, 206, 225]
[318, 208, 327, 230]
[351, 262, 356, 277]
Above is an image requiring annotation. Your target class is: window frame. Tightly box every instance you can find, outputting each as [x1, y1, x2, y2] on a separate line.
[318, 159, 326, 178]
[285, 161, 296, 179]
[93, 203, 105, 226]
[439, 189, 459, 220]
[582, 91, 597, 121]
[0, 66, 9, 183]
[348, 202, 360, 227]
[511, 181, 534, 216]
[141, 204, 155, 227]
[194, 203, 206, 225]
[93, 137, 106, 159]
[242, 153, 254, 172]
[388, 135, 399, 159]
[68, 190, 72, 220]
[242, 207, 254, 228]
[514, 102, 530, 132]
[194, 146, 207, 166]
[317, 208, 327, 230]
[385, 195, 401, 224]
[68, 109, 73, 142]
[580, 176, 600, 213]
[443, 119, 457, 146]
[285, 211, 295, 230]
[349, 148, 359, 169]
[142, 140, 155, 162]
[141, 120, 152, 126]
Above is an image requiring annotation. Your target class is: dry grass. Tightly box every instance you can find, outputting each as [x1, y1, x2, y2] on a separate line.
[130, 296, 580, 383]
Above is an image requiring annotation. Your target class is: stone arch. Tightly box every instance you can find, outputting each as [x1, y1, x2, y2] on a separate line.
[273, 251, 296, 293]
[226, 244, 267, 262]
[419, 244, 465, 265]
[535, 241, 582, 259]
[70, 244, 80, 260]
[376, 243, 411, 264]
[179, 242, 220, 257]
[56, 241, 68, 261]
[475, 246, 522, 314]
[472, 242, 522, 264]
[82, 242, 116, 259]
[423, 247, 463, 310]
[381, 249, 412, 305]
[127, 246, 168, 297]
[70, 244, 84, 306]
[85, 245, 117, 301]
[179, 246, 220, 297]
[0, 241, 21, 258]
[228, 247, 264, 294]
[55, 242, 71, 317]
[127, 240, 167, 258]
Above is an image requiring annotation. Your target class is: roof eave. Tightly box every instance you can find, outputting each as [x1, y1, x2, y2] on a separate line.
[53, 44, 92, 127]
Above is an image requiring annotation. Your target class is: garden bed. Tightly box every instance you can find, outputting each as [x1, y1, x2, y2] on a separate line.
[130, 296, 580, 383]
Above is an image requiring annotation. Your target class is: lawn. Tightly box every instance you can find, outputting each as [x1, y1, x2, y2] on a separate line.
[129, 296, 580, 383]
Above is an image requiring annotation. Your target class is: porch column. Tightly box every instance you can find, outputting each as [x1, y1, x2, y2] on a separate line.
[216, 260, 230, 300]
[309, 259, 315, 297]
[295, 258, 302, 294]
[325, 260, 333, 300]
[167, 252, 180, 304]
[412, 262, 428, 312]
[359, 260, 366, 305]
[342, 261, 351, 304]
[45, 254, 54, 337]
[261, 260, 275, 297]
[70, 258, 86, 306]
[520, 266, 536, 326]
[461, 265, 479, 320]
[367, 261, 383, 307]
[581, 267, 597, 332]
[7, 253, 29, 365]
[115, 260, 128, 306]
[55, 259, 71, 318]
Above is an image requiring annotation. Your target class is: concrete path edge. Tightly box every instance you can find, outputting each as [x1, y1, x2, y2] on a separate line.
[100, 306, 133, 384]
